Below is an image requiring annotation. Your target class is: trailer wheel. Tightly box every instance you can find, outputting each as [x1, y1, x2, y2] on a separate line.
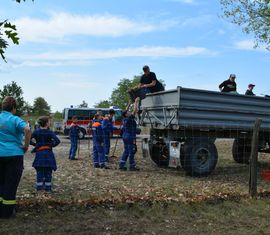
[149, 142, 169, 167]
[232, 138, 251, 164]
[78, 128, 86, 139]
[182, 139, 218, 177]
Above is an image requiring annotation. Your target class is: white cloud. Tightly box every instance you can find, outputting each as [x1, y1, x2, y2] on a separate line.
[234, 40, 255, 50]
[10, 46, 214, 67]
[59, 80, 99, 89]
[169, 0, 196, 4]
[14, 12, 170, 43]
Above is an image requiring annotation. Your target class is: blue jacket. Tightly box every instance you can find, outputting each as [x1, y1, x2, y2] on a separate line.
[92, 121, 104, 143]
[102, 116, 115, 136]
[122, 115, 137, 140]
[30, 128, 60, 171]
[69, 123, 80, 138]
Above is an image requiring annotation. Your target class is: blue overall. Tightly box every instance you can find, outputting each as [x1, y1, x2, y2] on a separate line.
[69, 123, 80, 160]
[30, 128, 60, 191]
[92, 121, 106, 167]
[119, 115, 137, 169]
[102, 116, 116, 161]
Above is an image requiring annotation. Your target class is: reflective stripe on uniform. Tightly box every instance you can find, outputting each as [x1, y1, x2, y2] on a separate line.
[36, 182, 43, 186]
[2, 199, 16, 205]
[45, 182, 52, 186]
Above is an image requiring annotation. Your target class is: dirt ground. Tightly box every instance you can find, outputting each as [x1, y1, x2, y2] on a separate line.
[1, 136, 270, 234]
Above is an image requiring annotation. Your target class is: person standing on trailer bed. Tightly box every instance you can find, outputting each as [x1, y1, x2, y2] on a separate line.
[0, 96, 31, 219]
[219, 74, 237, 93]
[245, 84, 256, 96]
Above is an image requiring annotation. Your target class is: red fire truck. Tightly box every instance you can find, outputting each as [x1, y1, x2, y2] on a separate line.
[62, 107, 122, 139]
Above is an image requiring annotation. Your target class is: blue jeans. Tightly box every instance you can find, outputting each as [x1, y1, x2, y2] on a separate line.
[119, 138, 136, 168]
[35, 167, 53, 191]
[69, 136, 78, 159]
[103, 134, 111, 161]
[93, 141, 106, 167]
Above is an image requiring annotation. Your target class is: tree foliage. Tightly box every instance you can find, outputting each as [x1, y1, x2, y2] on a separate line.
[220, 0, 270, 50]
[53, 111, 62, 120]
[0, 0, 33, 62]
[110, 76, 141, 110]
[32, 97, 51, 116]
[79, 100, 88, 108]
[0, 81, 25, 116]
[94, 100, 112, 108]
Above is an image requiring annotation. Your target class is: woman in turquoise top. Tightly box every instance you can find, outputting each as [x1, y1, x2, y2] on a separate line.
[0, 96, 31, 219]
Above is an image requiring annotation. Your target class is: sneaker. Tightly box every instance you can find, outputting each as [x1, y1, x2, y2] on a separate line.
[100, 165, 110, 169]
[130, 167, 140, 171]
[119, 166, 127, 171]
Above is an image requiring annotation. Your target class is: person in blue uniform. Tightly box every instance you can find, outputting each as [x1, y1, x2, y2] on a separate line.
[69, 116, 80, 160]
[102, 109, 117, 162]
[92, 113, 108, 169]
[119, 102, 140, 171]
[0, 96, 31, 219]
[30, 116, 60, 192]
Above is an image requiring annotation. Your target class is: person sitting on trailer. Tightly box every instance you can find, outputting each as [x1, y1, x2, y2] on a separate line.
[245, 84, 256, 96]
[119, 102, 140, 171]
[219, 74, 237, 93]
[92, 113, 108, 169]
[69, 116, 80, 160]
[128, 65, 165, 107]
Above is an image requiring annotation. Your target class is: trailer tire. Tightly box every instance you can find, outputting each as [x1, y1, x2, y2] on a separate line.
[232, 138, 251, 164]
[78, 128, 86, 139]
[182, 139, 218, 177]
[149, 142, 169, 167]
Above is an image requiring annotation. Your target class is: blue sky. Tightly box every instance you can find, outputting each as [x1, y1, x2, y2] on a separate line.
[1, 0, 269, 112]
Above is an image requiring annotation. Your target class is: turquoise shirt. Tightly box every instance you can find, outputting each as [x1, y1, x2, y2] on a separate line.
[0, 111, 27, 157]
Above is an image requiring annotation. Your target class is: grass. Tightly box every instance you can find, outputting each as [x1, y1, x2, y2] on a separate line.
[2, 199, 270, 234]
[1, 137, 270, 234]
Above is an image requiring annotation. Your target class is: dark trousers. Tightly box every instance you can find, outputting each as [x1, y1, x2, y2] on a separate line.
[35, 167, 53, 191]
[69, 136, 78, 159]
[103, 134, 111, 161]
[119, 138, 136, 168]
[0, 156, 23, 218]
[93, 141, 105, 167]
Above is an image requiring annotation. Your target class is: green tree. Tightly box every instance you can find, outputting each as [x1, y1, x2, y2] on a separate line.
[32, 97, 51, 116]
[79, 100, 88, 108]
[94, 100, 111, 108]
[23, 101, 33, 115]
[53, 111, 63, 120]
[220, 0, 270, 50]
[0, 0, 33, 62]
[110, 76, 140, 109]
[0, 81, 25, 116]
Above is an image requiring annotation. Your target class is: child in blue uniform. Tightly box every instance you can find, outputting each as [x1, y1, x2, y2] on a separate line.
[69, 116, 80, 160]
[92, 113, 108, 169]
[119, 102, 139, 171]
[102, 109, 117, 162]
[30, 116, 60, 192]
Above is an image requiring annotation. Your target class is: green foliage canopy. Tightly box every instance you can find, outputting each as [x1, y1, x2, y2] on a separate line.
[0, 81, 25, 116]
[32, 97, 51, 116]
[220, 0, 270, 50]
[110, 76, 140, 110]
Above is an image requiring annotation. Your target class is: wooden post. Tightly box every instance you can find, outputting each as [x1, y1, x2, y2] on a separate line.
[249, 118, 262, 198]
